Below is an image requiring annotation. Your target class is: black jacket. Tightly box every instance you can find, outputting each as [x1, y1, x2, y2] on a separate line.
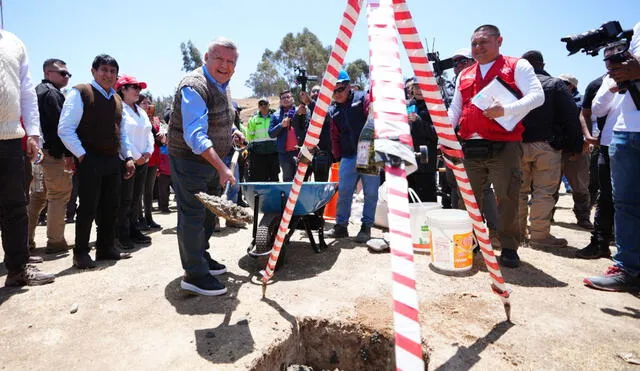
[408, 98, 438, 173]
[522, 70, 583, 153]
[36, 80, 71, 158]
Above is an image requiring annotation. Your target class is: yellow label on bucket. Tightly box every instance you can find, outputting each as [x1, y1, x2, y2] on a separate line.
[452, 232, 474, 269]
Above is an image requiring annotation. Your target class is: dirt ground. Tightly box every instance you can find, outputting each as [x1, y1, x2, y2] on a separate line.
[1, 184, 639, 370]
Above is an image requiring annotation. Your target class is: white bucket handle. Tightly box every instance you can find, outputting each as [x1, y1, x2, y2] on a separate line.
[408, 188, 422, 204]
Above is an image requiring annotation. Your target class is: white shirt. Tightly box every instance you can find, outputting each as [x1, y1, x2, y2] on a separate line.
[121, 103, 154, 160]
[592, 76, 624, 146]
[58, 80, 133, 159]
[448, 57, 545, 138]
[612, 21, 640, 132]
[0, 30, 40, 138]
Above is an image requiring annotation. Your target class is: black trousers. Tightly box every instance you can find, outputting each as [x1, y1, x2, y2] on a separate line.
[118, 163, 148, 242]
[408, 170, 438, 202]
[589, 148, 599, 205]
[75, 153, 122, 254]
[66, 172, 79, 219]
[312, 151, 332, 182]
[142, 165, 158, 219]
[248, 152, 279, 182]
[592, 145, 614, 244]
[0, 139, 29, 272]
[157, 174, 172, 211]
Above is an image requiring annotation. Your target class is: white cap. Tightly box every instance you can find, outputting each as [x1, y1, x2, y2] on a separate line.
[451, 48, 472, 59]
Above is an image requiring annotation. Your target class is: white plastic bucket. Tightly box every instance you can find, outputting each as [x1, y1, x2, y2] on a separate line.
[408, 189, 441, 253]
[426, 209, 476, 272]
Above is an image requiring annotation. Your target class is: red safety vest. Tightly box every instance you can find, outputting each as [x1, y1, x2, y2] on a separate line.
[457, 55, 523, 142]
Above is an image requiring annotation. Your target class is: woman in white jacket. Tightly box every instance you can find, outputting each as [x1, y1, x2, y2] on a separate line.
[115, 75, 154, 249]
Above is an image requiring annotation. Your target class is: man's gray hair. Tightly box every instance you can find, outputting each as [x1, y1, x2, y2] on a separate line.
[207, 37, 238, 54]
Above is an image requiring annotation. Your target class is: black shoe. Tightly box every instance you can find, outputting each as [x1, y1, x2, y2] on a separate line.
[207, 259, 227, 276]
[44, 241, 71, 254]
[73, 253, 97, 269]
[326, 224, 349, 238]
[65, 217, 75, 224]
[117, 239, 135, 250]
[355, 226, 371, 243]
[577, 219, 594, 230]
[237, 199, 250, 208]
[95, 248, 132, 261]
[130, 229, 152, 244]
[181, 274, 227, 296]
[576, 241, 611, 260]
[137, 217, 150, 231]
[146, 217, 162, 230]
[499, 249, 521, 268]
[5, 264, 55, 286]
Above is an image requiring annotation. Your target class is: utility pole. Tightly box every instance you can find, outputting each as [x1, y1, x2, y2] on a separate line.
[1, 0, 4, 29]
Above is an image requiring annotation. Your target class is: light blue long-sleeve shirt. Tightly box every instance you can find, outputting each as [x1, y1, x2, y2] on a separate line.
[180, 66, 238, 155]
[58, 80, 133, 160]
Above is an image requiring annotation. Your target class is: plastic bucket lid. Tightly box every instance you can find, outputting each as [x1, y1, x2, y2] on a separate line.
[425, 209, 472, 229]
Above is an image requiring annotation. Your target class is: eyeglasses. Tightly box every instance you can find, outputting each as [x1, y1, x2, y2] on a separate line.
[259, 102, 269, 107]
[334, 86, 347, 94]
[452, 58, 472, 67]
[311, 89, 320, 94]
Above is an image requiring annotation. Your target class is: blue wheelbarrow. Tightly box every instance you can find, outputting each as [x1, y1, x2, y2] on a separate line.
[240, 182, 338, 266]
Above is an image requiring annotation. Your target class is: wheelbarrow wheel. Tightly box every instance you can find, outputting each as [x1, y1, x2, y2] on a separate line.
[253, 213, 285, 271]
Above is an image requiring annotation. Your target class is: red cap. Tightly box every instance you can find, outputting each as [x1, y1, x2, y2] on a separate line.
[115, 75, 148, 90]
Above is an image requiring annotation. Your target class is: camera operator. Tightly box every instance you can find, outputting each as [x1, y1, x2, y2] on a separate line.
[584, 21, 640, 292]
[268, 90, 308, 181]
[300, 85, 333, 181]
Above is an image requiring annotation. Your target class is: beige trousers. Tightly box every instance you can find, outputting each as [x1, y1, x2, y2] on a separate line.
[519, 142, 562, 240]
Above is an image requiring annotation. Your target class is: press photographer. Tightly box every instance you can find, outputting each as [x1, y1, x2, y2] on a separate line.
[562, 20, 640, 109]
[582, 21, 640, 292]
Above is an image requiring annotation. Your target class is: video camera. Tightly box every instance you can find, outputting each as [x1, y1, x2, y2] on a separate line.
[427, 52, 453, 77]
[294, 65, 318, 92]
[426, 52, 454, 108]
[561, 21, 640, 109]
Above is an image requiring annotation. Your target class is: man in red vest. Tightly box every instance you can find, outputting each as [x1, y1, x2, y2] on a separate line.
[449, 25, 544, 268]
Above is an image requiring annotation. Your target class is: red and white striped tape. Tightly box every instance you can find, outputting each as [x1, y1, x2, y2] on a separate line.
[260, 0, 364, 283]
[392, 0, 511, 309]
[368, 1, 425, 368]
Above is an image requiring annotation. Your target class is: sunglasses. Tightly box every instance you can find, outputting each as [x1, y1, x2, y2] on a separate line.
[334, 86, 348, 94]
[259, 102, 269, 106]
[452, 58, 472, 67]
[311, 89, 320, 94]
[124, 84, 142, 91]
[49, 70, 72, 78]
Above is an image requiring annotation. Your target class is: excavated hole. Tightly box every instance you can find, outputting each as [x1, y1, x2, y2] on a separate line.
[250, 317, 429, 371]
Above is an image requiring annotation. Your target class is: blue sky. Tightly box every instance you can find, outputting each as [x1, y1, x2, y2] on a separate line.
[5, 0, 639, 99]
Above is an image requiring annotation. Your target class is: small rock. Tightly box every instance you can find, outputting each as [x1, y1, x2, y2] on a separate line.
[70, 303, 79, 314]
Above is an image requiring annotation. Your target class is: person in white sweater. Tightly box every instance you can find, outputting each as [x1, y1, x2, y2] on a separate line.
[0, 30, 55, 286]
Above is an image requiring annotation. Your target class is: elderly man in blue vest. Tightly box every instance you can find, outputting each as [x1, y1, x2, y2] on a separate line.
[168, 37, 245, 296]
[326, 70, 379, 243]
